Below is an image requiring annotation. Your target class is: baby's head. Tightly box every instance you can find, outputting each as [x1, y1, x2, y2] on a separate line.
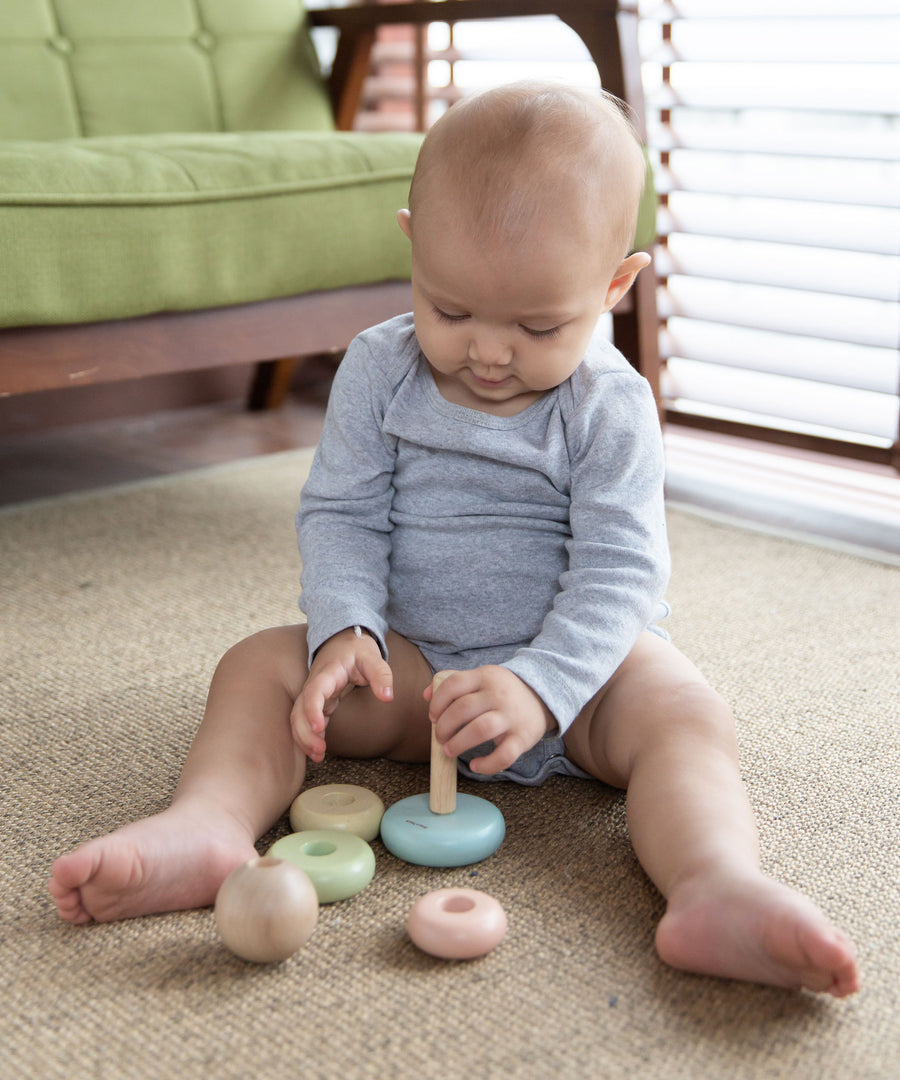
[405, 80, 647, 281]
[398, 82, 651, 415]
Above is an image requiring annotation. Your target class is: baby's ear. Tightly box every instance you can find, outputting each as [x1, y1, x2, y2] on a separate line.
[397, 209, 412, 240]
[602, 252, 651, 312]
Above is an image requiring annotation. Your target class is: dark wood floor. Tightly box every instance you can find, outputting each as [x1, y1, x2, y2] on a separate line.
[0, 363, 333, 508]
[0, 397, 327, 507]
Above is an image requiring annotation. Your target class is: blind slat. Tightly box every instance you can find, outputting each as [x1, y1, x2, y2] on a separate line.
[663, 360, 899, 442]
[659, 151, 899, 210]
[649, 123, 900, 164]
[665, 401, 895, 452]
[657, 235, 900, 303]
[647, 83, 900, 115]
[434, 17, 593, 63]
[659, 195, 900, 256]
[662, 277, 898, 350]
[643, 1, 900, 18]
[662, 318, 900, 395]
[651, 19, 900, 64]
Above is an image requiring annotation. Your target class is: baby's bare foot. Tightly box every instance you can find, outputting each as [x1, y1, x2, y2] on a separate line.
[655, 870, 860, 997]
[48, 801, 257, 924]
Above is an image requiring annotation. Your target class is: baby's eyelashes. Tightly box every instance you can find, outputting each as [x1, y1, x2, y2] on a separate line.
[432, 305, 469, 324]
[520, 324, 562, 341]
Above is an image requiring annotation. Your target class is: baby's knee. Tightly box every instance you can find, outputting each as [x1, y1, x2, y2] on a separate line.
[652, 679, 736, 747]
[217, 625, 309, 681]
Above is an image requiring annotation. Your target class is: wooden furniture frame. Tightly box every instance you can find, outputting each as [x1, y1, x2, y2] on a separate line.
[0, 0, 658, 411]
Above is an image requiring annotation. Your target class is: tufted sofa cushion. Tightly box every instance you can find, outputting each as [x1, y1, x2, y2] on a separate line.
[0, 0, 334, 139]
[0, 0, 420, 328]
[0, 130, 421, 327]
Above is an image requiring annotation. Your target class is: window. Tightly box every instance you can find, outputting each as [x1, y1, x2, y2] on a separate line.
[642, 0, 900, 468]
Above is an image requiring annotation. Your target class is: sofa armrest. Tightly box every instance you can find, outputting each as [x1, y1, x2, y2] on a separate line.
[309, 0, 644, 136]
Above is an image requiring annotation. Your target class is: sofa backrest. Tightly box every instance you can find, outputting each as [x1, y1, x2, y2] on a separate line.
[0, 0, 335, 139]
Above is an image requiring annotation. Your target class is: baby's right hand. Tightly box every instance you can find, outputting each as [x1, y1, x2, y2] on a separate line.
[291, 627, 393, 762]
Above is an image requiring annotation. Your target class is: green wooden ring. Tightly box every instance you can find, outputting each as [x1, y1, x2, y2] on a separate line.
[267, 829, 375, 903]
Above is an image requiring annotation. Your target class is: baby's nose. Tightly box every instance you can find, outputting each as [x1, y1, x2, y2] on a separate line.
[468, 332, 512, 366]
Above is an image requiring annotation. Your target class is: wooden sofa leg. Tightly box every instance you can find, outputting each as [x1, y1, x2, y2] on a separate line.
[248, 357, 299, 411]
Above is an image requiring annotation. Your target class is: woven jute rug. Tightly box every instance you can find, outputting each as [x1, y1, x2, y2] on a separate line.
[2, 449, 898, 1079]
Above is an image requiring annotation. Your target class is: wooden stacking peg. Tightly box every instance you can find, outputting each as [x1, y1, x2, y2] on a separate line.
[429, 670, 456, 814]
[379, 671, 506, 868]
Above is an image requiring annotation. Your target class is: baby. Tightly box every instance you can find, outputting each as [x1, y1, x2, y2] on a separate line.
[49, 82, 859, 997]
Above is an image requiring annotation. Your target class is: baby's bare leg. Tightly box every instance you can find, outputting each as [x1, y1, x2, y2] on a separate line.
[49, 627, 433, 924]
[564, 633, 860, 997]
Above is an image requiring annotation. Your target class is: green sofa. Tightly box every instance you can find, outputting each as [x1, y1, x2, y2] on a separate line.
[0, 0, 658, 408]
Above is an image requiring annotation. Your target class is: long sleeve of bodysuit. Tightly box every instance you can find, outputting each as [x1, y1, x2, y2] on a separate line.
[296, 333, 399, 660]
[501, 365, 670, 732]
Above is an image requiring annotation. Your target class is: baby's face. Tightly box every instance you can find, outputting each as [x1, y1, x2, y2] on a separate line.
[401, 206, 615, 417]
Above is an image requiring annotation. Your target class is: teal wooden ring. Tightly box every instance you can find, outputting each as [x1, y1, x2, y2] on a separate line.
[380, 793, 505, 868]
[267, 829, 375, 903]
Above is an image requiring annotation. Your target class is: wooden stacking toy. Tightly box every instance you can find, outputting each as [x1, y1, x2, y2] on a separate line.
[380, 672, 506, 867]
[214, 856, 318, 963]
[407, 887, 508, 960]
[267, 829, 376, 903]
[290, 783, 385, 841]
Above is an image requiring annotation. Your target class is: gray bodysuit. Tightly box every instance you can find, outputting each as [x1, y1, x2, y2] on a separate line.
[297, 313, 670, 739]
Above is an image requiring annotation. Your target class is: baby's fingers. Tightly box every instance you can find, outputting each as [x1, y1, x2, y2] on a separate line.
[291, 661, 348, 759]
[466, 731, 530, 776]
[289, 700, 327, 763]
[300, 662, 347, 728]
[356, 651, 394, 705]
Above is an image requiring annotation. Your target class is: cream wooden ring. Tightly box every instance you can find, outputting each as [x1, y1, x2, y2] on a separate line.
[289, 784, 385, 841]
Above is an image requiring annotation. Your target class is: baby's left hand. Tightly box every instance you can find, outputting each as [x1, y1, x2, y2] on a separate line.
[425, 666, 556, 775]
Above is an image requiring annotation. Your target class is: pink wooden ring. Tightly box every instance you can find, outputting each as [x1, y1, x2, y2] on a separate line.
[407, 888, 507, 960]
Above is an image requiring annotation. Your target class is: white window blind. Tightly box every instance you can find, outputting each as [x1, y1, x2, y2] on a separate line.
[641, 0, 900, 466]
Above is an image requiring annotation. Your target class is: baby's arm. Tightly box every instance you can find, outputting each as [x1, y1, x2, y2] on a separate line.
[294, 333, 409, 761]
[426, 666, 555, 774]
[291, 627, 393, 762]
[297, 333, 400, 663]
[503, 370, 670, 737]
